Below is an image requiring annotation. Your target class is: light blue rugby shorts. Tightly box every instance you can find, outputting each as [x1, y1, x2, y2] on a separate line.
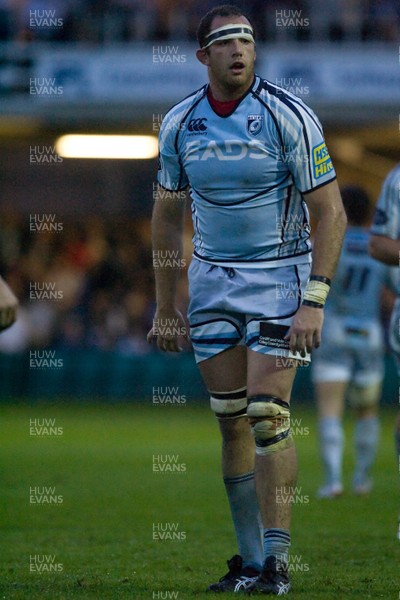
[312, 313, 384, 386]
[187, 257, 311, 364]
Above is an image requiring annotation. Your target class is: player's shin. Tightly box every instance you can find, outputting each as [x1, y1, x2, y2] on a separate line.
[247, 395, 296, 569]
[210, 387, 263, 568]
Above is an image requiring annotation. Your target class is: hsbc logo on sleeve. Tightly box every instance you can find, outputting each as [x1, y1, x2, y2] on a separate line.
[188, 118, 208, 135]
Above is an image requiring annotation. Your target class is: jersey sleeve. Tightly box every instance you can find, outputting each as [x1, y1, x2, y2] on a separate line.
[157, 114, 189, 191]
[279, 99, 336, 194]
[370, 166, 400, 240]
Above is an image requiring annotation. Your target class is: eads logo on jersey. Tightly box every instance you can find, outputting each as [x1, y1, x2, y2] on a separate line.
[188, 118, 207, 135]
[312, 142, 333, 179]
[247, 114, 263, 136]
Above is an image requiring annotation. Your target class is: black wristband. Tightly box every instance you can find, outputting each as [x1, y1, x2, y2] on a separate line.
[302, 299, 324, 309]
[309, 275, 331, 286]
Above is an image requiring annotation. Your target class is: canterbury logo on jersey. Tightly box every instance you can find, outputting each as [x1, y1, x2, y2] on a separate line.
[184, 139, 266, 161]
[188, 118, 208, 133]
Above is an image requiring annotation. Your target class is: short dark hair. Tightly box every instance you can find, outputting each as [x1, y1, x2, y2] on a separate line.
[197, 4, 254, 49]
[340, 185, 372, 225]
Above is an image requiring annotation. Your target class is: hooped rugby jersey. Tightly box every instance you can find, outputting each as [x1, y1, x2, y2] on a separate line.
[370, 163, 400, 295]
[325, 227, 387, 319]
[157, 75, 336, 268]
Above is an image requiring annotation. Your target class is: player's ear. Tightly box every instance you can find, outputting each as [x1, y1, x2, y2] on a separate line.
[196, 48, 210, 66]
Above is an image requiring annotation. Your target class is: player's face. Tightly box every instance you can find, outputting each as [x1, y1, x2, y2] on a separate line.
[197, 16, 256, 99]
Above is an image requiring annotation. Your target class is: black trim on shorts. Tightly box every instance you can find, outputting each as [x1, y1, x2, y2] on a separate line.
[193, 248, 312, 263]
[190, 336, 241, 345]
[189, 317, 243, 339]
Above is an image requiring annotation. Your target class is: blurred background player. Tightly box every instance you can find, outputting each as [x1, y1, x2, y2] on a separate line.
[312, 186, 389, 498]
[369, 163, 400, 539]
[0, 276, 18, 332]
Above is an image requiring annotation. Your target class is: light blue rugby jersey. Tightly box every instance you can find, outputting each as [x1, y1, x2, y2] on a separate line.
[157, 75, 336, 268]
[370, 163, 400, 295]
[326, 227, 387, 319]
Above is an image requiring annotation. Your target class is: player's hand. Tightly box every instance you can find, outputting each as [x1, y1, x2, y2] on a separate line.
[284, 304, 324, 357]
[0, 277, 18, 332]
[147, 307, 188, 353]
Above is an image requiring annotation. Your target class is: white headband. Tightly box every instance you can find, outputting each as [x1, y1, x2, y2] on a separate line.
[202, 23, 254, 49]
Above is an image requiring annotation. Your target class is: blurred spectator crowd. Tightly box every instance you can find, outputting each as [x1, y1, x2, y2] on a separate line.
[0, 0, 399, 43]
[0, 213, 192, 356]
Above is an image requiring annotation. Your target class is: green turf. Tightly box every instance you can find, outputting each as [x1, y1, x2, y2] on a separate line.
[0, 403, 398, 599]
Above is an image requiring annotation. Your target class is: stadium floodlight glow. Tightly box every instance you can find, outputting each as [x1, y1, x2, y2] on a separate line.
[55, 134, 158, 159]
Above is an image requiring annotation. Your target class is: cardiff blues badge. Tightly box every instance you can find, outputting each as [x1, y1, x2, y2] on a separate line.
[247, 114, 263, 136]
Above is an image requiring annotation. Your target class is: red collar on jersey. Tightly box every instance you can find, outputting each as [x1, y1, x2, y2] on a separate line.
[207, 87, 241, 117]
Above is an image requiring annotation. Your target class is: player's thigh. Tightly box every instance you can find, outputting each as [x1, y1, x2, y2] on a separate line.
[315, 380, 348, 418]
[199, 346, 250, 443]
[246, 348, 297, 402]
[198, 345, 246, 391]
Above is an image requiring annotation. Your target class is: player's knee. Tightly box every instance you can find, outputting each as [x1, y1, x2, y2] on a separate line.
[348, 381, 381, 410]
[247, 395, 293, 455]
[210, 387, 247, 419]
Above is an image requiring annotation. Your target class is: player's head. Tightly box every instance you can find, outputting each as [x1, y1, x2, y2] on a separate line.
[340, 185, 372, 226]
[196, 5, 256, 96]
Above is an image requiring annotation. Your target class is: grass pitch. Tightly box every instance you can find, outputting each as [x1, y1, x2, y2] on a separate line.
[0, 402, 398, 599]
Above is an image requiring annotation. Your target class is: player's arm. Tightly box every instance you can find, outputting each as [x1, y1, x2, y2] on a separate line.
[0, 276, 18, 331]
[286, 179, 347, 355]
[147, 186, 188, 352]
[368, 235, 400, 265]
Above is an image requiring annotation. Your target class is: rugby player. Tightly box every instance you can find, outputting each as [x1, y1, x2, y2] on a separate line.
[369, 163, 400, 540]
[148, 4, 346, 594]
[312, 186, 388, 499]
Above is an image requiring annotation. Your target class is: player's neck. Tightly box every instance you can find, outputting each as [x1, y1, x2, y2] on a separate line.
[208, 77, 253, 102]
